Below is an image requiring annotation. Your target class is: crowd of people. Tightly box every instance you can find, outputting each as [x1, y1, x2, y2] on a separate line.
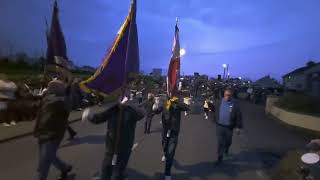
[1, 74, 318, 180]
[0, 74, 104, 128]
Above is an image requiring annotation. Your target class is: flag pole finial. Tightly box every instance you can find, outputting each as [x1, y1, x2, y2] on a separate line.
[176, 17, 178, 25]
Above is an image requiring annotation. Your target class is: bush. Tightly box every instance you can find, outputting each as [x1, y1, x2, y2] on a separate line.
[275, 93, 320, 116]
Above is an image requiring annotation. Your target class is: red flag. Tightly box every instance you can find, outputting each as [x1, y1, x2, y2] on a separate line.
[167, 22, 180, 98]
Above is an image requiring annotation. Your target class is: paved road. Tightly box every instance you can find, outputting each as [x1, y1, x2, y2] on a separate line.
[0, 101, 316, 180]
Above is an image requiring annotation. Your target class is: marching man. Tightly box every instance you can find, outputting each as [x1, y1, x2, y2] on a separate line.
[157, 95, 189, 180]
[82, 93, 145, 180]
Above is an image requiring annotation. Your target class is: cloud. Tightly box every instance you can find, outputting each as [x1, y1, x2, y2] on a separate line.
[1, 0, 320, 79]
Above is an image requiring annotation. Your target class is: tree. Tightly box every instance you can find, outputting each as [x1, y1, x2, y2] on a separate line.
[306, 61, 316, 67]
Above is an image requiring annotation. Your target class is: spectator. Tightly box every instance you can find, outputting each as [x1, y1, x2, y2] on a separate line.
[0, 74, 18, 127]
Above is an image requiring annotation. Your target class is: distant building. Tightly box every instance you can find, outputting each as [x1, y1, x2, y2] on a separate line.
[200, 75, 208, 80]
[283, 62, 320, 96]
[254, 75, 282, 89]
[217, 75, 222, 81]
[151, 68, 162, 80]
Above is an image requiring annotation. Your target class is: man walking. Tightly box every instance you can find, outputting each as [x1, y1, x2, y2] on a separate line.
[34, 80, 73, 180]
[140, 93, 155, 134]
[160, 96, 189, 180]
[82, 93, 145, 180]
[213, 88, 243, 165]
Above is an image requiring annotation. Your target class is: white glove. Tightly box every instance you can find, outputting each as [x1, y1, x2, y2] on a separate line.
[152, 103, 159, 111]
[120, 96, 129, 104]
[82, 108, 93, 122]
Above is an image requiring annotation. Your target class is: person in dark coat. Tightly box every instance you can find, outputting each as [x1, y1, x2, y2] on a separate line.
[82, 95, 145, 180]
[159, 96, 190, 180]
[140, 93, 156, 134]
[34, 80, 73, 180]
[213, 88, 243, 165]
[41, 77, 77, 141]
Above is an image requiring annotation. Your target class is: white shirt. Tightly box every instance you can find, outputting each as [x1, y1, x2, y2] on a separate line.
[0, 80, 17, 100]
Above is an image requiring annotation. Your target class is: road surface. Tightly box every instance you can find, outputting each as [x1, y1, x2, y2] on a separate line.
[0, 101, 315, 180]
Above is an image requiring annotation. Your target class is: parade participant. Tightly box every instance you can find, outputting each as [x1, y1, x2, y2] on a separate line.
[213, 88, 243, 165]
[203, 98, 209, 119]
[44, 76, 78, 141]
[34, 80, 73, 180]
[207, 97, 215, 119]
[136, 90, 143, 104]
[183, 96, 191, 116]
[140, 93, 156, 134]
[246, 86, 253, 101]
[159, 96, 189, 180]
[82, 92, 145, 180]
[70, 77, 83, 111]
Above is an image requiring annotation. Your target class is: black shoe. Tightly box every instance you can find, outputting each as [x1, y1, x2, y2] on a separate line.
[68, 132, 77, 141]
[214, 155, 223, 166]
[57, 166, 72, 180]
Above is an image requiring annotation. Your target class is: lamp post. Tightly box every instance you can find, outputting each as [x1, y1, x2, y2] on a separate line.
[222, 64, 227, 80]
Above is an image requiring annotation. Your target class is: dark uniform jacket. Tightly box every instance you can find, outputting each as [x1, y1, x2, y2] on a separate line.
[213, 99, 243, 129]
[34, 94, 70, 143]
[89, 102, 145, 154]
[161, 101, 189, 134]
[139, 99, 155, 117]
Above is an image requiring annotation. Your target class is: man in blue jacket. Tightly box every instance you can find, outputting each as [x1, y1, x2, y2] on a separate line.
[213, 88, 243, 165]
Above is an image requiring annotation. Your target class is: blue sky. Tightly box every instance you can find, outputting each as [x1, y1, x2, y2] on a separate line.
[0, 0, 320, 80]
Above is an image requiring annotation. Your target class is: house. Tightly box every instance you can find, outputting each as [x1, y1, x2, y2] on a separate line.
[283, 62, 320, 97]
[254, 75, 282, 89]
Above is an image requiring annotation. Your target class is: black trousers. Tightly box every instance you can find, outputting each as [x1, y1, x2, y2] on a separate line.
[0, 108, 8, 123]
[162, 129, 179, 176]
[144, 116, 153, 134]
[100, 150, 131, 180]
[216, 125, 233, 157]
[66, 126, 76, 137]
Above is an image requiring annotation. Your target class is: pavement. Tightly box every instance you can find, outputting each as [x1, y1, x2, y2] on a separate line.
[0, 101, 319, 180]
[0, 106, 105, 143]
[0, 111, 82, 144]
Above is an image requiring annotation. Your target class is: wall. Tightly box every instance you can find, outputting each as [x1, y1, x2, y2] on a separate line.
[266, 96, 320, 132]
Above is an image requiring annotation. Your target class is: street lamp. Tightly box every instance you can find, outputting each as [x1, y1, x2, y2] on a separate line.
[180, 48, 186, 57]
[222, 64, 228, 80]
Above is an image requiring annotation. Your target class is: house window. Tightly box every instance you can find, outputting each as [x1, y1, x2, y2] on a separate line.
[296, 84, 302, 89]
